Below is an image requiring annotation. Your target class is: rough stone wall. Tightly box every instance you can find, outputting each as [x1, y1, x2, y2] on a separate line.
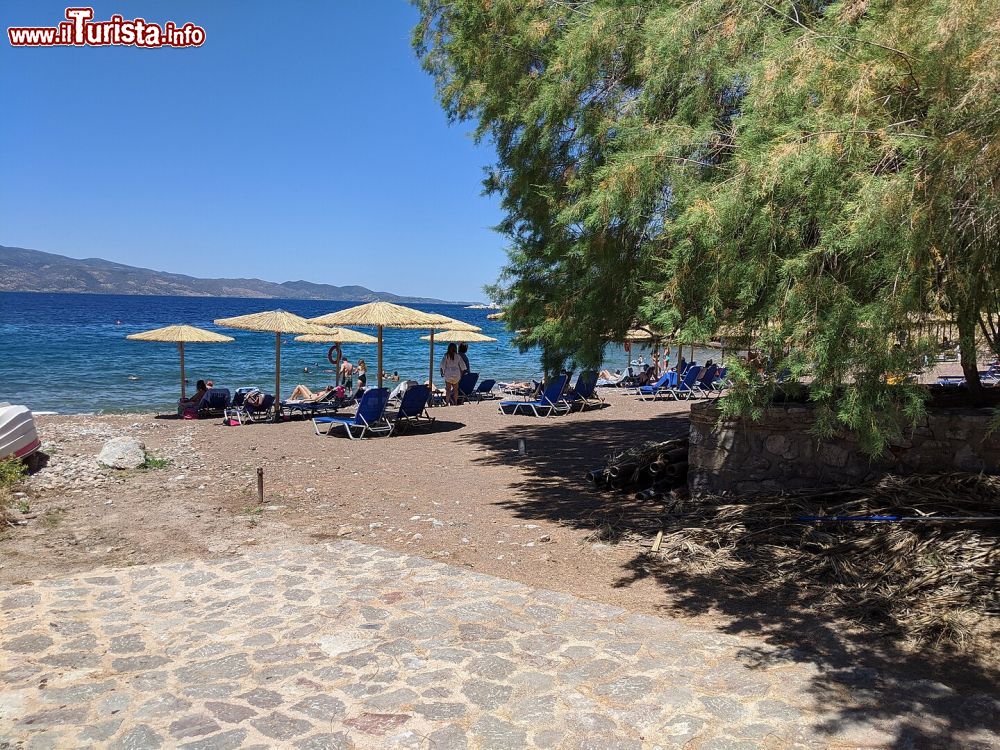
[689, 401, 1000, 495]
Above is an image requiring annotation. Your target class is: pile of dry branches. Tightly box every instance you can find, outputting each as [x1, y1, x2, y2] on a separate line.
[651, 473, 999, 647]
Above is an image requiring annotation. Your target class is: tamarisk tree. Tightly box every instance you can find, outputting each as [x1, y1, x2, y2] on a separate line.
[413, 0, 1000, 453]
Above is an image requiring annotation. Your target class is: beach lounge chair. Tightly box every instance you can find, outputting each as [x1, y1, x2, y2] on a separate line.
[457, 372, 480, 403]
[312, 387, 392, 439]
[710, 367, 729, 396]
[666, 366, 703, 400]
[467, 379, 497, 401]
[689, 364, 720, 398]
[282, 388, 351, 418]
[224, 392, 275, 424]
[634, 371, 674, 400]
[565, 371, 603, 410]
[498, 375, 570, 416]
[500, 380, 541, 398]
[195, 388, 231, 416]
[387, 384, 435, 430]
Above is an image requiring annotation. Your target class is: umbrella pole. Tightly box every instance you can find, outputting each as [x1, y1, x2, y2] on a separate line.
[275, 331, 281, 421]
[179, 342, 186, 401]
[428, 329, 435, 393]
[377, 326, 384, 389]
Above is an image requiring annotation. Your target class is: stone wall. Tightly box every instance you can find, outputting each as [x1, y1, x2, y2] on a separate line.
[688, 401, 1000, 495]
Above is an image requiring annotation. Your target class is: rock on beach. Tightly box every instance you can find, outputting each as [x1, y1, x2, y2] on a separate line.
[96, 437, 146, 470]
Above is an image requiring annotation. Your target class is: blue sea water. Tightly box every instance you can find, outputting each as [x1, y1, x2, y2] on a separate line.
[0, 292, 675, 414]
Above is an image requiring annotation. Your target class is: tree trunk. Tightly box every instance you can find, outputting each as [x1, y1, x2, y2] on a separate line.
[957, 308, 984, 405]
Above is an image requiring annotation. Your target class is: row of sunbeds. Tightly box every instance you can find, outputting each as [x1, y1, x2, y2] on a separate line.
[497, 371, 605, 416]
[311, 371, 500, 439]
[626, 361, 729, 401]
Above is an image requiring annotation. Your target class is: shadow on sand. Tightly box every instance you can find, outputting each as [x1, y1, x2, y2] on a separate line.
[465, 414, 999, 749]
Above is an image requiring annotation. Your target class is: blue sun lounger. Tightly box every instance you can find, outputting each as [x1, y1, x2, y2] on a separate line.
[387, 384, 435, 429]
[194, 388, 231, 416]
[565, 371, 603, 410]
[635, 371, 673, 401]
[667, 366, 704, 399]
[313, 388, 392, 439]
[467, 378, 497, 401]
[457, 372, 480, 403]
[498, 374, 569, 416]
[224, 392, 274, 423]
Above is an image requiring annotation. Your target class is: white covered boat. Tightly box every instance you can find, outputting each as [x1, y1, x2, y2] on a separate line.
[0, 403, 40, 461]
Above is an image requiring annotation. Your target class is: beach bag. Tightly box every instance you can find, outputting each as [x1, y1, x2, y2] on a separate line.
[182, 406, 199, 420]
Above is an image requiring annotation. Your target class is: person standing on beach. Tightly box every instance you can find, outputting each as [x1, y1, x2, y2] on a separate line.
[340, 358, 354, 390]
[458, 343, 470, 374]
[356, 359, 367, 389]
[440, 343, 467, 405]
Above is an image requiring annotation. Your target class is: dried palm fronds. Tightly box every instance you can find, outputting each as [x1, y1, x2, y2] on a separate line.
[649, 473, 999, 648]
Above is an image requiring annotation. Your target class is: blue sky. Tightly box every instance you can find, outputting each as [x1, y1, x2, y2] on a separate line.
[0, 2, 504, 302]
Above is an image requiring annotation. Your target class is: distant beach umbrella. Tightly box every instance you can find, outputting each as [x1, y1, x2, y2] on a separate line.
[214, 310, 331, 419]
[126, 324, 233, 401]
[486, 311, 505, 320]
[418, 330, 497, 343]
[310, 302, 479, 389]
[294, 328, 379, 344]
[619, 327, 663, 342]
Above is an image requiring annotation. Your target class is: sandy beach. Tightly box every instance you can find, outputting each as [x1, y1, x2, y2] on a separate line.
[3, 389, 998, 748]
[3, 391, 690, 607]
[5, 389, 996, 685]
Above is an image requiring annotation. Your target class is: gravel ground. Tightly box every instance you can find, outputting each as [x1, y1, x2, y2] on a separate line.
[2, 389, 997, 717]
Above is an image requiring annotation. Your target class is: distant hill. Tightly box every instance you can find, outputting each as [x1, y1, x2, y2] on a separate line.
[0, 245, 455, 304]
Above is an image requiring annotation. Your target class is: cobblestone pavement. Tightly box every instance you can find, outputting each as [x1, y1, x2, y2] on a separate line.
[1, 541, 996, 749]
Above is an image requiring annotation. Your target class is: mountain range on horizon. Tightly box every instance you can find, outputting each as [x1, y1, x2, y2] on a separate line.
[0, 246, 464, 304]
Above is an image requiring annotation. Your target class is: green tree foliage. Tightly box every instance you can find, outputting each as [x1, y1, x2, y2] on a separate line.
[413, 0, 1000, 453]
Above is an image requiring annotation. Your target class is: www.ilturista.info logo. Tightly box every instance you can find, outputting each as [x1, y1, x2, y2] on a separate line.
[8, 7, 205, 48]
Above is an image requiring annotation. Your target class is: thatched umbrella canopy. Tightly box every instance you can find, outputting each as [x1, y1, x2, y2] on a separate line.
[486, 311, 505, 320]
[294, 328, 379, 344]
[126, 324, 233, 400]
[419, 330, 497, 342]
[310, 302, 479, 388]
[214, 310, 331, 417]
[621, 328, 662, 342]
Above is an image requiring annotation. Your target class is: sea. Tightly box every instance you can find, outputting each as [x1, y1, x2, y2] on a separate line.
[0, 292, 705, 414]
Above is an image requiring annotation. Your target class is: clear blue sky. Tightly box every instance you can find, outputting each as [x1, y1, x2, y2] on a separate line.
[0, 1, 504, 302]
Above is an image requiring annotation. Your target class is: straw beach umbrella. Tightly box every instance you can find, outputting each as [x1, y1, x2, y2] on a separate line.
[419, 330, 497, 343]
[214, 310, 331, 418]
[126, 324, 234, 401]
[294, 328, 378, 382]
[310, 302, 479, 389]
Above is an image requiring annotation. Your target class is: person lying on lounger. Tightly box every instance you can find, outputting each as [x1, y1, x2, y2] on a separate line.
[287, 384, 336, 402]
[597, 369, 624, 386]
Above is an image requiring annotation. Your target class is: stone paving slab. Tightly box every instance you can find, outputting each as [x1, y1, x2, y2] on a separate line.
[0, 541, 996, 749]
